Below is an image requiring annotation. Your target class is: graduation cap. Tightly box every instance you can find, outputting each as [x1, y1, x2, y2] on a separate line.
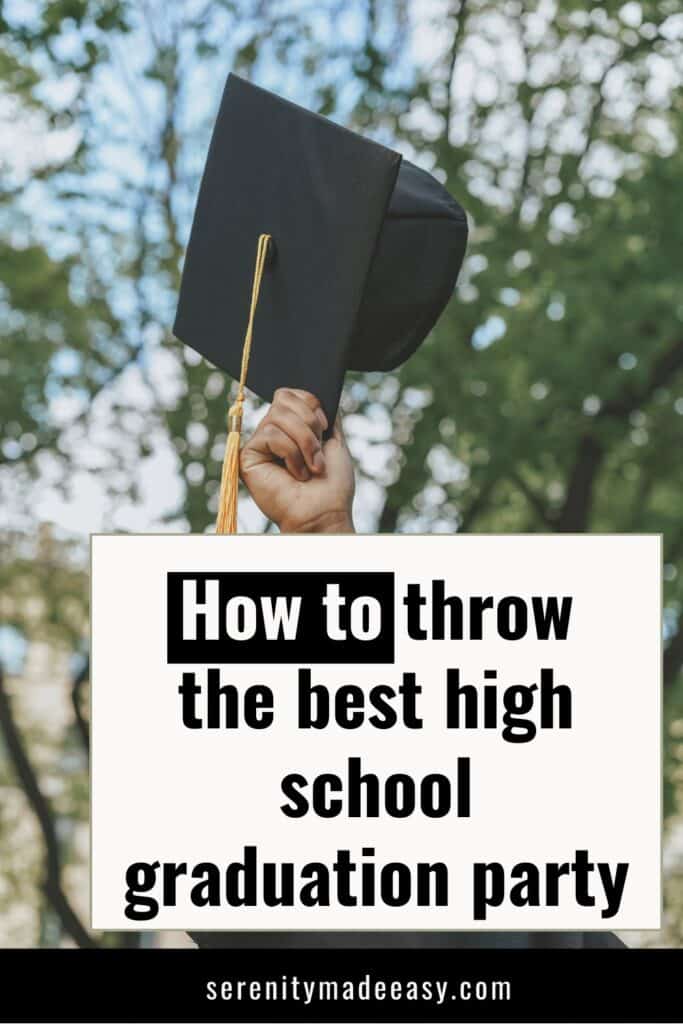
[173, 74, 468, 532]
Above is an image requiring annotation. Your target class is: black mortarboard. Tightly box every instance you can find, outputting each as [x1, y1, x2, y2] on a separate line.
[173, 74, 468, 430]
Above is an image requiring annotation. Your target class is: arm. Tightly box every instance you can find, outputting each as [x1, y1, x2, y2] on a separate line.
[240, 388, 355, 534]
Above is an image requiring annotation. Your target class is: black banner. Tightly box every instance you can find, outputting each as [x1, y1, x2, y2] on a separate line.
[0, 946, 680, 1023]
[166, 571, 395, 663]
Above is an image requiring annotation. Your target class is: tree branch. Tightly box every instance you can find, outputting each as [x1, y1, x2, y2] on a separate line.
[443, 0, 468, 143]
[600, 337, 683, 421]
[0, 665, 97, 948]
[457, 477, 496, 533]
[508, 470, 555, 528]
[557, 334, 683, 533]
[664, 626, 683, 691]
[71, 659, 90, 756]
[515, 2, 534, 217]
[556, 434, 604, 533]
[378, 494, 401, 534]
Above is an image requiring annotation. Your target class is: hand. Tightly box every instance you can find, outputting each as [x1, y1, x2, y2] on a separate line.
[240, 388, 355, 533]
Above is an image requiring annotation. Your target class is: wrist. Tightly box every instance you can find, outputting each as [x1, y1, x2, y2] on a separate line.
[279, 508, 355, 534]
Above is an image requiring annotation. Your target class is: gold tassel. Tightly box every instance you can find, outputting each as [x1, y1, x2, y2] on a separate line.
[215, 233, 272, 535]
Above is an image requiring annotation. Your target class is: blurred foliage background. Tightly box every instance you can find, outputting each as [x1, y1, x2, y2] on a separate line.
[0, 0, 682, 947]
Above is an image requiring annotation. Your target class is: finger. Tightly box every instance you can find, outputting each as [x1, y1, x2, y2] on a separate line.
[264, 405, 325, 475]
[246, 421, 310, 481]
[273, 391, 326, 443]
[273, 388, 328, 431]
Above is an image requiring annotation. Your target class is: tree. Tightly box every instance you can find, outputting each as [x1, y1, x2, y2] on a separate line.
[2, 0, 683, 945]
[0, 0, 138, 514]
[342, 1, 683, 706]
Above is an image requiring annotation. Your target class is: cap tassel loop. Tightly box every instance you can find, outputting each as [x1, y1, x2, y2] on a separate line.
[215, 232, 272, 535]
